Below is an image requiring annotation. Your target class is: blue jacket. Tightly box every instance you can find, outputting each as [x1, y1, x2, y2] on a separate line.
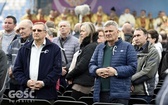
[89, 38, 137, 102]
[13, 38, 62, 100]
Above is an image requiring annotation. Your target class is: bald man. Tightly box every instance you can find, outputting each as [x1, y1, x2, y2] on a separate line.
[8, 19, 33, 91]
[73, 23, 81, 38]
[122, 22, 133, 43]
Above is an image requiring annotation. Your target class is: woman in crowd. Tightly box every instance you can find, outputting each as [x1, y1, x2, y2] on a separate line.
[66, 22, 98, 100]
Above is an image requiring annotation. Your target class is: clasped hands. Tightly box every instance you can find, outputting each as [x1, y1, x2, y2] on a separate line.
[96, 67, 117, 78]
[27, 80, 44, 90]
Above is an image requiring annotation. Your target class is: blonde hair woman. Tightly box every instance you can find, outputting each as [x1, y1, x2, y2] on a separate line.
[66, 22, 98, 100]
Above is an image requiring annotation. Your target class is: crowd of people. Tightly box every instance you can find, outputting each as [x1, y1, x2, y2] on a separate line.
[19, 6, 168, 33]
[0, 5, 168, 105]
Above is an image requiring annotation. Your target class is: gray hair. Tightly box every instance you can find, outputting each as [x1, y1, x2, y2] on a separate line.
[45, 21, 56, 29]
[34, 22, 48, 32]
[19, 19, 33, 28]
[58, 20, 71, 28]
[80, 22, 96, 43]
[104, 20, 119, 29]
[81, 22, 96, 36]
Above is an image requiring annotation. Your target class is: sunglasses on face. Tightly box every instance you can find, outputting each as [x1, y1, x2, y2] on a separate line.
[32, 29, 45, 32]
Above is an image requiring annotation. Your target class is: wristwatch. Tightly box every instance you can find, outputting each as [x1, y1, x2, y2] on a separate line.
[114, 71, 118, 76]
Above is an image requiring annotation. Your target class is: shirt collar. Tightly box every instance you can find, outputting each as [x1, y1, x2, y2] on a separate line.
[135, 41, 148, 52]
[3, 30, 15, 36]
[60, 33, 71, 41]
[32, 38, 46, 47]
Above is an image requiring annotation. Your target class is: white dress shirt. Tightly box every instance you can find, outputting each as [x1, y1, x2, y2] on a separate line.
[29, 39, 46, 81]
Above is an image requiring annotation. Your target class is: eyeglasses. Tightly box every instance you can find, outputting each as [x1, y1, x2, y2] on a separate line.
[32, 29, 45, 32]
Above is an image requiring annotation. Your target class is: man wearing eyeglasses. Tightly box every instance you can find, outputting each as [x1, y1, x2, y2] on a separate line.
[13, 22, 62, 101]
